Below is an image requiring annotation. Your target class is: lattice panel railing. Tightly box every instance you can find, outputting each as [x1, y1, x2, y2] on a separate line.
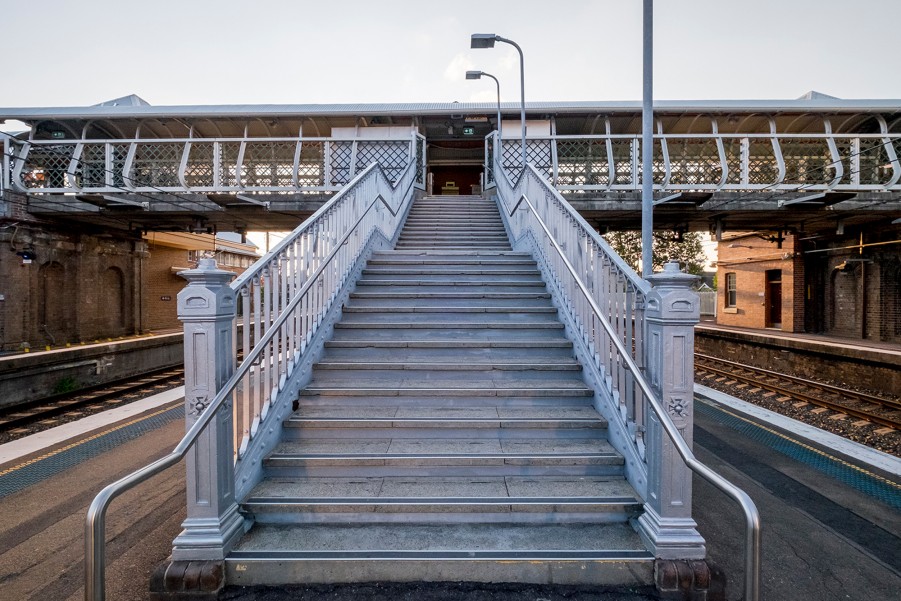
[722, 138, 743, 185]
[329, 141, 354, 186]
[130, 143, 182, 188]
[184, 143, 216, 188]
[414, 135, 426, 187]
[780, 139, 835, 185]
[9, 131, 898, 198]
[833, 138, 855, 186]
[78, 144, 107, 188]
[297, 141, 325, 187]
[19, 143, 76, 189]
[218, 142, 242, 188]
[611, 139, 635, 186]
[355, 141, 409, 185]
[500, 139, 552, 182]
[241, 141, 296, 188]
[666, 138, 723, 186]
[556, 139, 610, 187]
[858, 139, 895, 186]
[746, 140, 780, 185]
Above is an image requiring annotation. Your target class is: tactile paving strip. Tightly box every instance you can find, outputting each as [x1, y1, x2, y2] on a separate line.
[0, 404, 182, 499]
[696, 399, 901, 510]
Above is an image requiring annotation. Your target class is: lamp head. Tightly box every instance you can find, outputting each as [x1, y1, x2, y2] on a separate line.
[470, 33, 497, 49]
[465, 71, 482, 80]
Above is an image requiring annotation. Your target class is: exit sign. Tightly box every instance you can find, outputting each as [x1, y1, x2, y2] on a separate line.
[463, 127, 475, 135]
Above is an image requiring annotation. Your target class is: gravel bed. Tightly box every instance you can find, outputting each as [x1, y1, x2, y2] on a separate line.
[697, 372, 901, 457]
[0, 379, 183, 446]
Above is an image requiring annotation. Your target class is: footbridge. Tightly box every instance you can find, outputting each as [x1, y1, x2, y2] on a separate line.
[3, 98, 900, 236]
[83, 129, 762, 600]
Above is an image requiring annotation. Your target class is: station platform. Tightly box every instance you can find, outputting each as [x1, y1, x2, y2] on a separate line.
[695, 323, 901, 397]
[0, 330, 182, 410]
[0, 380, 898, 600]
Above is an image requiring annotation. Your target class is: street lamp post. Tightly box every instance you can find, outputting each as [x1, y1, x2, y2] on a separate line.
[471, 33, 527, 170]
[465, 70, 502, 135]
[641, 0, 654, 277]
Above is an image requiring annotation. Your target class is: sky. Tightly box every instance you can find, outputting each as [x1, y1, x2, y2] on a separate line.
[1, 0, 900, 110]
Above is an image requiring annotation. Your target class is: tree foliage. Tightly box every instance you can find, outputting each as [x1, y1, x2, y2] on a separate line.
[602, 230, 707, 276]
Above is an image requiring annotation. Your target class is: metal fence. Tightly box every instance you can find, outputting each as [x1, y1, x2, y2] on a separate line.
[698, 290, 717, 316]
[493, 126, 901, 194]
[5, 133, 427, 195]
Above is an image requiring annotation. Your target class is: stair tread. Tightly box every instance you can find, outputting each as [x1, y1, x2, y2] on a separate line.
[246, 476, 637, 502]
[270, 438, 617, 456]
[288, 407, 601, 419]
[230, 522, 649, 554]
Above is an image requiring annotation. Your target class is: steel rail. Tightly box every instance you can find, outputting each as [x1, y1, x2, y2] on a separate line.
[84, 162, 413, 601]
[0, 367, 183, 434]
[696, 354, 901, 430]
[507, 187, 761, 601]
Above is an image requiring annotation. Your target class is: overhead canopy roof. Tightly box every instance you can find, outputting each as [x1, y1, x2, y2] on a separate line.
[2, 98, 901, 140]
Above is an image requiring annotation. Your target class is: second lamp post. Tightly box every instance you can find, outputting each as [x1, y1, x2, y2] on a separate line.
[471, 33, 527, 170]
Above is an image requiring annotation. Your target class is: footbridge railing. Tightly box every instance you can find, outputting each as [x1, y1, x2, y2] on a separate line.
[6, 132, 426, 195]
[84, 159, 420, 601]
[491, 146, 761, 600]
[490, 124, 901, 194]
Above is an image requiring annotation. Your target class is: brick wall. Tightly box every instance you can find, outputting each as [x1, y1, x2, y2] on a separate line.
[0, 224, 144, 351]
[143, 244, 245, 331]
[715, 234, 802, 332]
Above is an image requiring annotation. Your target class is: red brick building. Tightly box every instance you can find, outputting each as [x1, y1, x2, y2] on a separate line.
[716, 231, 901, 343]
[143, 232, 259, 331]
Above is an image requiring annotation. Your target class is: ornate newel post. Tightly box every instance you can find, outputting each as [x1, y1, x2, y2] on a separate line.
[173, 258, 244, 561]
[637, 261, 706, 560]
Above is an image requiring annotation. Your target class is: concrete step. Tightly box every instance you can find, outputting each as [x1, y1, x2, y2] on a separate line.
[363, 265, 537, 274]
[341, 305, 555, 314]
[319, 346, 575, 363]
[328, 327, 572, 343]
[356, 272, 541, 282]
[335, 312, 561, 326]
[263, 438, 624, 477]
[295, 393, 595, 408]
[300, 385, 593, 396]
[243, 476, 638, 524]
[324, 338, 571, 349]
[366, 258, 535, 267]
[344, 295, 554, 309]
[354, 281, 547, 292]
[304, 370, 589, 391]
[370, 250, 530, 258]
[394, 243, 512, 250]
[286, 406, 604, 421]
[282, 419, 606, 440]
[225, 522, 652, 585]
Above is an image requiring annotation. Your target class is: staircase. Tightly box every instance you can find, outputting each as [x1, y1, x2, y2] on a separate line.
[226, 195, 654, 585]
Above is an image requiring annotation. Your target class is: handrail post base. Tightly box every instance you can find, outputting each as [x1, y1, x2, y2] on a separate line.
[639, 261, 706, 560]
[175, 259, 244, 562]
[149, 558, 226, 600]
[655, 558, 726, 601]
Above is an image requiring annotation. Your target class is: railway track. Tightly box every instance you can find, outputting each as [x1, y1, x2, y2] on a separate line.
[0, 367, 184, 441]
[695, 353, 901, 431]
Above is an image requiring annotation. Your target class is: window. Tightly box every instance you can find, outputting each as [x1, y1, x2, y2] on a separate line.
[725, 273, 737, 307]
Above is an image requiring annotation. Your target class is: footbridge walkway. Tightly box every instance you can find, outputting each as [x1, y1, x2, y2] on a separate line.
[3, 100, 900, 234]
[83, 139, 761, 600]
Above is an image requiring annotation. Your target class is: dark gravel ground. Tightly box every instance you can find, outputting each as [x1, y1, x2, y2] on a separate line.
[220, 582, 660, 601]
[696, 371, 901, 457]
[0, 377, 183, 445]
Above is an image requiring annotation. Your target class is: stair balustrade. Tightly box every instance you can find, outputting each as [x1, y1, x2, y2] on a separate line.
[84, 159, 420, 601]
[490, 137, 761, 601]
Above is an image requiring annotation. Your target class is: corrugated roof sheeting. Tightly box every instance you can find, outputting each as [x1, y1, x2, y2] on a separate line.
[2, 99, 901, 122]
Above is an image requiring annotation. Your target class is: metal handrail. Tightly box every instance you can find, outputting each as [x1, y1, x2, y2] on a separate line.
[84, 162, 414, 601]
[504, 177, 760, 601]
